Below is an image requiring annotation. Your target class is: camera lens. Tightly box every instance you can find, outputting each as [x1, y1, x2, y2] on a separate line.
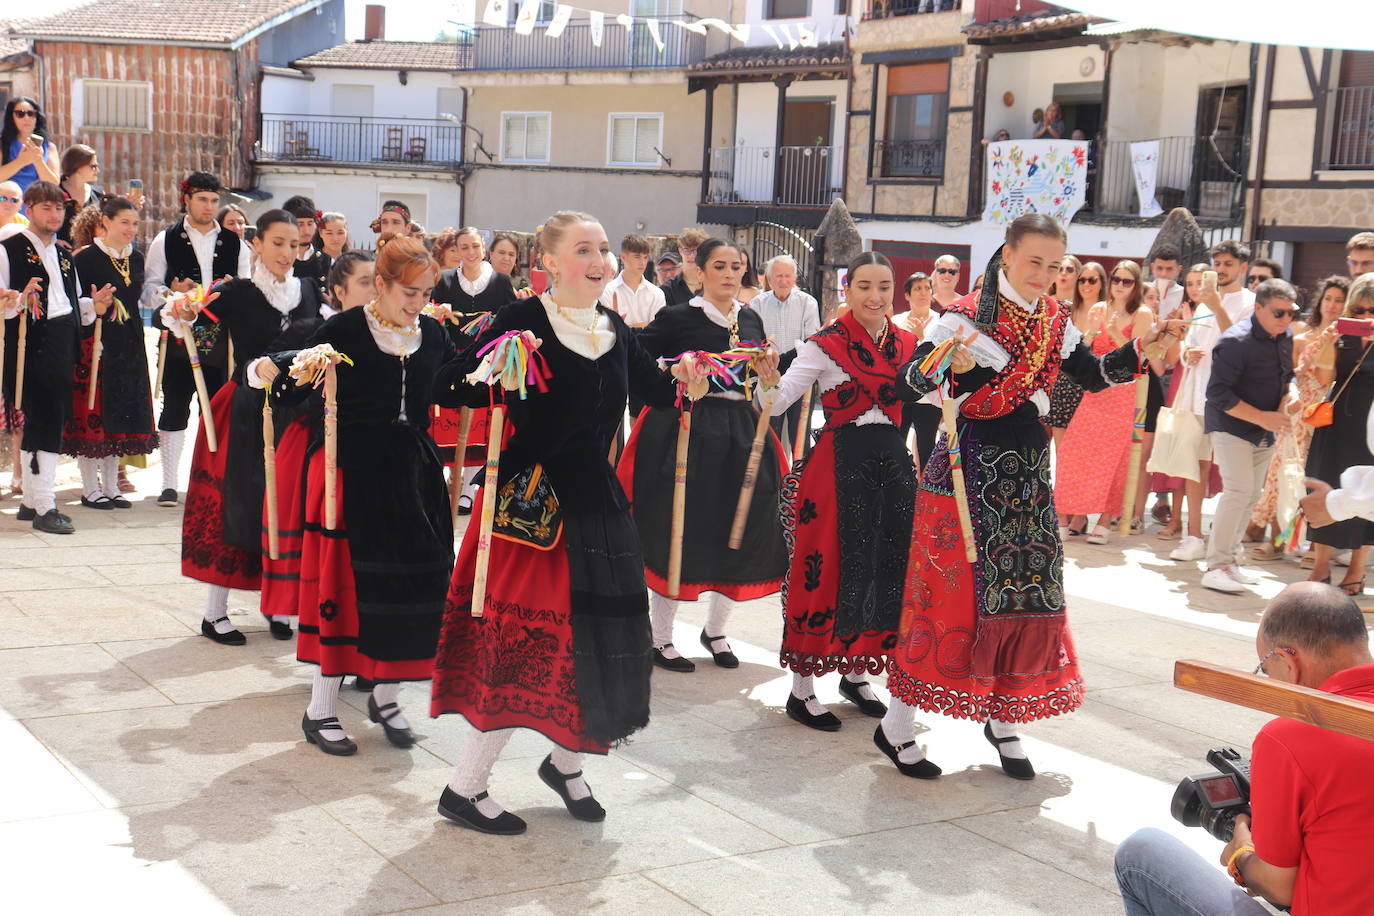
[1170, 780, 1205, 828]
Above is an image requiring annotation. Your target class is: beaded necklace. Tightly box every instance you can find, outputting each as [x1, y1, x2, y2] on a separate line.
[366, 301, 420, 336]
[551, 295, 600, 351]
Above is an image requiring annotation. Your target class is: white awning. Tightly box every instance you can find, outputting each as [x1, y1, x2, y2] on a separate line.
[1057, 1, 1371, 50]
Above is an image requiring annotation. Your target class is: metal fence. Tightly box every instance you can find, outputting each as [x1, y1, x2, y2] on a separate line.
[873, 138, 946, 179]
[864, 0, 962, 19]
[1094, 135, 1245, 220]
[1326, 85, 1374, 169]
[464, 18, 705, 71]
[705, 146, 840, 207]
[258, 116, 463, 168]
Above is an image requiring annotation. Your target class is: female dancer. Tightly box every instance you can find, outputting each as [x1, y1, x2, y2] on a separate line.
[772, 253, 923, 739]
[881, 215, 1163, 780]
[218, 204, 248, 238]
[316, 212, 349, 266]
[1247, 276, 1348, 558]
[618, 238, 788, 673]
[253, 240, 463, 754]
[1055, 259, 1153, 544]
[430, 211, 698, 834]
[64, 197, 159, 505]
[256, 252, 374, 641]
[431, 226, 519, 512]
[1305, 275, 1374, 593]
[898, 272, 941, 466]
[167, 209, 321, 645]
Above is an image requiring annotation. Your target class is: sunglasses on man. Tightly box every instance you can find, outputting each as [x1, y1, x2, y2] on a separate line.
[934, 268, 958, 276]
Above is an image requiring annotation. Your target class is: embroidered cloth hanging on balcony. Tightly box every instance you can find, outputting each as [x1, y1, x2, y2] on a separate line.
[982, 139, 1088, 227]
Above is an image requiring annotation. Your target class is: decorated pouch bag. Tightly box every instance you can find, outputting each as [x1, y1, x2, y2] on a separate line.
[492, 464, 563, 550]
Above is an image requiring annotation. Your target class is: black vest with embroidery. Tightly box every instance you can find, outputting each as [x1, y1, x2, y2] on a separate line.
[3, 233, 80, 316]
[162, 218, 240, 287]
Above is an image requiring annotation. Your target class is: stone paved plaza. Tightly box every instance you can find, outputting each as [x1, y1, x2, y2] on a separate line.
[0, 451, 1345, 915]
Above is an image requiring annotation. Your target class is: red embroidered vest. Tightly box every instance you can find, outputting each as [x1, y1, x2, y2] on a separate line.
[812, 311, 918, 428]
[943, 290, 1068, 420]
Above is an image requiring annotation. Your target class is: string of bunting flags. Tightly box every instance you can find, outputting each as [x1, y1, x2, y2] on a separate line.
[480, 0, 827, 51]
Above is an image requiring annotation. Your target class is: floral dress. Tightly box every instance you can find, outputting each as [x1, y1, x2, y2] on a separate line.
[1249, 335, 1325, 529]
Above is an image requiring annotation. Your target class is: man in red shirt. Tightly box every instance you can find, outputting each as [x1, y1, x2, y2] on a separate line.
[1114, 581, 1374, 915]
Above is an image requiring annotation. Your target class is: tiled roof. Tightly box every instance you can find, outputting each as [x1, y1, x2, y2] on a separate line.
[689, 41, 849, 75]
[8, 0, 318, 46]
[964, 11, 1092, 41]
[292, 40, 468, 72]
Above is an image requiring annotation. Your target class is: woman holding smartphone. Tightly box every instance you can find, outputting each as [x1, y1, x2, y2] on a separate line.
[0, 98, 59, 192]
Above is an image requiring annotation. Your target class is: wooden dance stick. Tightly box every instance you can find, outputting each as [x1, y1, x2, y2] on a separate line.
[178, 321, 217, 452]
[323, 362, 338, 530]
[447, 406, 473, 528]
[87, 315, 104, 411]
[262, 391, 279, 560]
[470, 403, 505, 617]
[1175, 659, 1374, 744]
[14, 308, 27, 413]
[667, 405, 692, 597]
[792, 385, 813, 459]
[729, 389, 775, 550]
[155, 329, 168, 396]
[227, 336, 236, 379]
[1118, 374, 1149, 535]
[941, 396, 977, 564]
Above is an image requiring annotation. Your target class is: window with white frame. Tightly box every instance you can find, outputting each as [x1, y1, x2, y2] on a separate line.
[501, 112, 550, 163]
[608, 113, 662, 168]
[76, 79, 152, 131]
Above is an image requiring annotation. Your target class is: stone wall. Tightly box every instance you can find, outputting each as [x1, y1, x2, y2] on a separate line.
[1260, 187, 1374, 230]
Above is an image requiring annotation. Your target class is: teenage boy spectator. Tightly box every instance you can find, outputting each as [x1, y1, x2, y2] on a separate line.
[1115, 581, 1374, 915]
[1199, 278, 1297, 593]
[1148, 246, 1185, 320]
[141, 171, 251, 508]
[1246, 257, 1283, 293]
[1345, 232, 1374, 278]
[654, 250, 681, 285]
[659, 227, 708, 307]
[1, 181, 115, 532]
[751, 254, 820, 448]
[601, 234, 665, 328]
[282, 195, 328, 296]
[931, 254, 962, 312]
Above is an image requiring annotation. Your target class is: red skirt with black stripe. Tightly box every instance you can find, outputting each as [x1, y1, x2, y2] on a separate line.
[259, 415, 312, 619]
[431, 405, 510, 467]
[182, 381, 261, 591]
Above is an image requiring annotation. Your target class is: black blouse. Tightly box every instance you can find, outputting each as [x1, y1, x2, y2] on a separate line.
[212, 278, 321, 383]
[636, 302, 767, 397]
[433, 268, 518, 349]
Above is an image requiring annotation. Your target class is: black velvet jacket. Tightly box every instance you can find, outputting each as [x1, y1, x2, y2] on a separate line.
[636, 302, 767, 397]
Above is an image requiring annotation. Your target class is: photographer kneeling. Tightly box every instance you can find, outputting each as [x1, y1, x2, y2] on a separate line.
[1114, 582, 1374, 915]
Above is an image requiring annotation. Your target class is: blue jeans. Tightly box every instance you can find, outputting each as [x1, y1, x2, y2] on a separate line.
[1114, 828, 1271, 916]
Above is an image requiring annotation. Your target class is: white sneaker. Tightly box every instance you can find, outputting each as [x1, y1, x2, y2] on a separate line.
[1231, 549, 1260, 584]
[1170, 535, 1206, 562]
[1201, 565, 1247, 594]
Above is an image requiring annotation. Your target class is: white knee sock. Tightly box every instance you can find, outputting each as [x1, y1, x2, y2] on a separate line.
[705, 592, 733, 644]
[649, 591, 679, 655]
[271, 614, 291, 625]
[160, 428, 185, 492]
[23, 450, 58, 514]
[843, 670, 880, 703]
[203, 584, 235, 633]
[549, 745, 591, 801]
[449, 730, 515, 817]
[880, 698, 927, 764]
[371, 681, 409, 730]
[790, 672, 830, 717]
[78, 457, 102, 502]
[101, 456, 121, 499]
[989, 718, 1026, 759]
[306, 671, 346, 741]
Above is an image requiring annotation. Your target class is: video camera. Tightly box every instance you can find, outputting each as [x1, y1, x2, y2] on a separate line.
[1171, 747, 1251, 842]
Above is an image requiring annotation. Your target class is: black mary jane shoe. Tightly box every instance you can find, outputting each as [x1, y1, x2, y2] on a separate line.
[652, 646, 696, 673]
[872, 724, 942, 779]
[983, 721, 1036, 781]
[437, 786, 527, 835]
[200, 617, 246, 646]
[352, 676, 375, 692]
[157, 488, 179, 507]
[108, 495, 132, 509]
[268, 619, 293, 641]
[368, 694, 417, 748]
[33, 509, 75, 534]
[301, 713, 358, 756]
[785, 693, 842, 732]
[838, 678, 888, 718]
[538, 754, 606, 822]
[698, 630, 739, 668]
[456, 493, 473, 517]
[81, 495, 115, 510]
[16, 504, 36, 521]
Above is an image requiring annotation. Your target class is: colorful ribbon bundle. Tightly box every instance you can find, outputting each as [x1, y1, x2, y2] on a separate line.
[164, 283, 219, 323]
[473, 331, 552, 399]
[20, 289, 43, 320]
[288, 343, 354, 388]
[1275, 509, 1306, 552]
[917, 337, 962, 391]
[107, 297, 131, 323]
[460, 312, 495, 338]
[666, 341, 772, 405]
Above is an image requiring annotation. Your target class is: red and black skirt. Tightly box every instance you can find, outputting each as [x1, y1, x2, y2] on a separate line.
[617, 397, 787, 601]
[431, 404, 510, 467]
[63, 334, 159, 459]
[259, 415, 313, 619]
[182, 381, 261, 590]
[779, 423, 916, 677]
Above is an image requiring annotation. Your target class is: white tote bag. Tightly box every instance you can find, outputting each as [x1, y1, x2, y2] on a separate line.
[1147, 367, 1205, 482]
